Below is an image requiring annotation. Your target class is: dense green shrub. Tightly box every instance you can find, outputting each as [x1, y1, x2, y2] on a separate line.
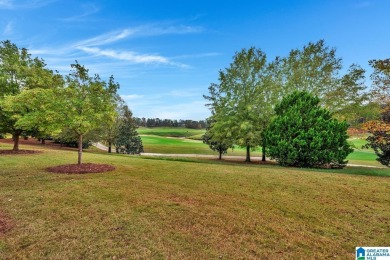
[265, 91, 352, 168]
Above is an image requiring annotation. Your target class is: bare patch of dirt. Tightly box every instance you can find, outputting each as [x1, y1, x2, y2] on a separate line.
[0, 149, 41, 155]
[46, 163, 115, 174]
[0, 211, 13, 236]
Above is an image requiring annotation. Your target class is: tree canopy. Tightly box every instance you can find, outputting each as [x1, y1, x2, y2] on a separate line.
[204, 40, 366, 162]
[55, 62, 119, 164]
[362, 58, 390, 166]
[0, 40, 63, 150]
[204, 47, 272, 162]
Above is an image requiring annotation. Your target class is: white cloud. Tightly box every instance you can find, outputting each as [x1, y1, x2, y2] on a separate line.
[3, 21, 13, 35]
[60, 3, 99, 22]
[140, 24, 203, 36]
[121, 94, 145, 100]
[78, 46, 170, 64]
[0, 0, 57, 9]
[73, 24, 202, 48]
[74, 29, 137, 47]
[27, 23, 200, 72]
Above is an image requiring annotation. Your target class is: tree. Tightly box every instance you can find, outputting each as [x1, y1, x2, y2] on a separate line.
[362, 58, 390, 166]
[100, 77, 121, 153]
[114, 104, 143, 155]
[280, 40, 368, 121]
[56, 62, 118, 164]
[265, 91, 352, 168]
[0, 40, 63, 150]
[202, 117, 233, 159]
[204, 47, 272, 162]
[363, 121, 390, 166]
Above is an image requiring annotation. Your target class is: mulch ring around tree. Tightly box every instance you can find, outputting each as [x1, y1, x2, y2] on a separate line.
[0, 150, 41, 155]
[0, 210, 14, 236]
[46, 163, 115, 174]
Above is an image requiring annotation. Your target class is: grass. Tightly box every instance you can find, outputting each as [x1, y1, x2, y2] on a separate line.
[138, 127, 382, 166]
[138, 127, 205, 139]
[140, 133, 382, 167]
[0, 142, 389, 259]
[348, 138, 368, 149]
[141, 135, 263, 156]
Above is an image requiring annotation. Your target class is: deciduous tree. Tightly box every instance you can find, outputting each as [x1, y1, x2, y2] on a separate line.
[0, 40, 63, 150]
[204, 48, 272, 162]
[56, 62, 118, 164]
[362, 58, 390, 166]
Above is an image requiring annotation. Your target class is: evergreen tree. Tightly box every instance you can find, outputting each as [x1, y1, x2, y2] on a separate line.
[265, 91, 352, 168]
[114, 105, 143, 154]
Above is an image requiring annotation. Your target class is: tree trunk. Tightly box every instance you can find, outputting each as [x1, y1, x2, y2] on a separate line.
[41, 139, 45, 145]
[219, 150, 222, 160]
[78, 134, 83, 165]
[108, 142, 112, 153]
[245, 145, 251, 162]
[262, 142, 266, 162]
[12, 133, 20, 151]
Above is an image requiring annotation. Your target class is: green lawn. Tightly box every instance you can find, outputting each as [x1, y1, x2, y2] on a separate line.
[138, 127, 205, 139]
[0, 142, 389, 259]
[140, 134, 382, 167]
[141, 135, 262, 156]
[347, 138, 369, 150]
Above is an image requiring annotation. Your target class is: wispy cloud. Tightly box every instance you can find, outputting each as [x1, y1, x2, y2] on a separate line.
[74, 29, 137, 47]
[78, 46, 171, 64]
[74, 25, 203, 48]
[59, 3, 100, 22]
[139, 24, 203, 36]
[3, 21, 13, 35]
[0, 0, 57, 9]
[121, 94, 145, 100]
[29, 23, 202, 70]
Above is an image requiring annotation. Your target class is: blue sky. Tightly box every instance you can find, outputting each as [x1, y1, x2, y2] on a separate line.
[1, 0, 389, 120]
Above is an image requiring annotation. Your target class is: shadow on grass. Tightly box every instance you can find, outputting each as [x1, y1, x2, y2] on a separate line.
[140, 156, 390, 177]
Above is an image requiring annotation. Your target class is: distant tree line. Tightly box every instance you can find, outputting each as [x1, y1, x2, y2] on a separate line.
[134, 118, 207, 129]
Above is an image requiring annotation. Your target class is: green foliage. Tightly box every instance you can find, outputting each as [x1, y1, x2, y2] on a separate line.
[204, 47, 274, 162]
[265, 91, 353, 168]
[0, 40, 62, 150]
[114, 104, 143, 154]
[202, 118, 233, 159]
[59, 62, 117, 136]
[279, 40, 368, 123]
[362, 59, 390, 166]
[364, 131, 390, 166]
[53, 128, 94, 149]
[50, 62, 118, 163]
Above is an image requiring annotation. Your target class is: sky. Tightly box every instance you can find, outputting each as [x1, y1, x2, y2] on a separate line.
[1, 0, 389, 120]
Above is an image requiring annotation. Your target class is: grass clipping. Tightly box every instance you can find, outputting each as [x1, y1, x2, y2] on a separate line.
[46, 163, 115, 174]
